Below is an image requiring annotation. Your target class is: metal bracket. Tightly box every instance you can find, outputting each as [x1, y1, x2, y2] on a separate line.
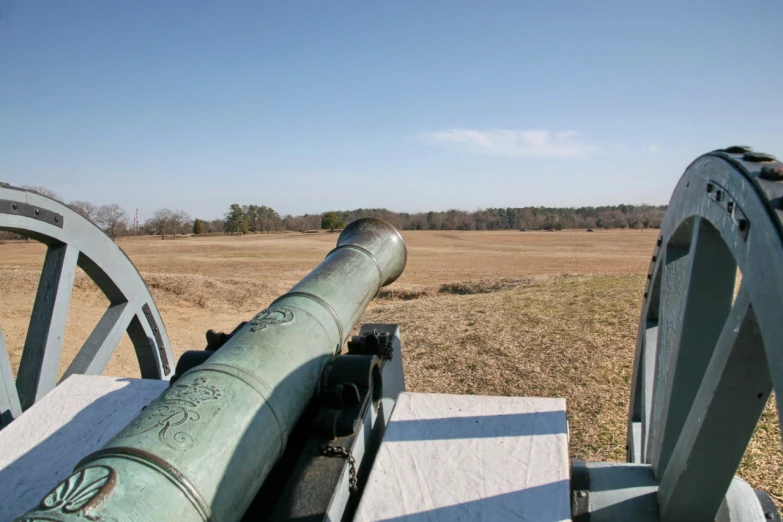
[755, 490, 782, 522]
[347, 329, 393, 361]
[0, 199, 63, 229]
[707, 180, 750, 241]
[571, 459, 590, 521]
[313, 355, 380, 439]
[142, 303, 170, 374]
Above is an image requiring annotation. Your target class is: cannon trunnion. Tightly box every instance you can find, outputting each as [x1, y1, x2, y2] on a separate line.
[4, 148, 783, 521]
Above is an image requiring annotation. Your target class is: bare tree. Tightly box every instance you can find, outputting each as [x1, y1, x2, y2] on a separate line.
[95, 204, 129, 240]
[21, 185, 62, 202]
[146, 208, 173, 240]
[282, 215, 305, 233]
[207, 218, 224, 233]
[171, 210, 192, 237]
[69, 200, 97, 220]
[302, 214, 322, 231]
[145, 208, 191, 239]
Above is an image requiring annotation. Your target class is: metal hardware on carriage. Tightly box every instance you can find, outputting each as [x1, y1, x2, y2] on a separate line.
[248, 324, 406, 521]
[169, 322, 248, 385]
[170, 324, 404, 520]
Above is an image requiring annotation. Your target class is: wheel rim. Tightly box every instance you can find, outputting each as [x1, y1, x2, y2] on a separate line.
[626, 148, 783, 518]
[0, 184, 173, 426]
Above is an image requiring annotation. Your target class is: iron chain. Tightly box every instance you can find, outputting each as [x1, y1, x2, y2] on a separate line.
[321, 444, 358, 493]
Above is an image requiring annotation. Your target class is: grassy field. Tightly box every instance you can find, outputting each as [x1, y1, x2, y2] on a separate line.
[0, 229, 780, 503]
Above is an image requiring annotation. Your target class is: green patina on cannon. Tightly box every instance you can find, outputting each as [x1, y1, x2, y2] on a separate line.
[4, 146, 783, 521]
[6, 215, 406, 522]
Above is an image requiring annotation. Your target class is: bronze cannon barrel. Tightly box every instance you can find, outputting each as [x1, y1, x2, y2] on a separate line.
[15, 218, 406, 522]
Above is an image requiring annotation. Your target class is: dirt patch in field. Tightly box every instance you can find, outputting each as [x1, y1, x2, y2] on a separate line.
[378, 276, 550, 301]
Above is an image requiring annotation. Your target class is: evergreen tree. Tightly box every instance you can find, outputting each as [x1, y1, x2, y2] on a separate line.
[223, 204, 249, 236]
[321, 212, 344, 232]
[193, 219, 204, 234]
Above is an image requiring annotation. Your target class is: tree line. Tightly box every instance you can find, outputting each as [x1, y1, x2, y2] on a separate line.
[217, 203, 666, 233]
[1, 186, 666, 241]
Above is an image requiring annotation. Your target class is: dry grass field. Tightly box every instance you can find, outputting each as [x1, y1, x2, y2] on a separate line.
[0, 229, 781, 504]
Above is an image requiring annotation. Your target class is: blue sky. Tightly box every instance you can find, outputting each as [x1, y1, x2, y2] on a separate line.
[2, 1, 782, 220]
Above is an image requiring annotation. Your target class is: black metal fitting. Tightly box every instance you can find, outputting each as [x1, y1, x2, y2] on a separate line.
[743, 151, 776, 163]
[722, 146, 753, 154]
[205, 321, 247, 351]
[755, 490, 782, 522]
[347, 329, 394, 361]
[571, 460, 590, 521]
[314, 354, 381, 439]
[170, 321, 248, 384]
[760, 165, 783, 181]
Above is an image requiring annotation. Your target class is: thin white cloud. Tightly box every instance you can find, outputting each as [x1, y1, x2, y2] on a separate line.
[647, 142, 661, 153]
[419, 129, 597, 159]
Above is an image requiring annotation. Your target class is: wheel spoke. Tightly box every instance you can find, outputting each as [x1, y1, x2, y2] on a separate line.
[0, 325, 22, 428]
[61, 302, 134, 379]
[628, 249, 662, 464]
[126, 310, 166, 379]
[16, 243, 79, 410]
[649, 217, 737, 478]
[657, 287, 771, 520]
[641, 321, 658, 462]
[646, 219, 695, 465]
[1, 185, 172, 417]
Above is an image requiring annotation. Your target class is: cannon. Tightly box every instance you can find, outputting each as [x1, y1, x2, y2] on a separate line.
[1, 146, 783, 521]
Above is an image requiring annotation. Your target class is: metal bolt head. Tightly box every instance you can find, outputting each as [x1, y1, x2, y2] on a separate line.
[727, 201, 734, 213]
[706, 183, 714, 193]
[760, 165, 783, 181]
[577, 490, 587, 498]
[743, 151, 776, 163]
[34, 208, 40, 215]
[722, 146, 753, 154]
[54, 216, 59, 222]
[11, 203, 17, 210]
[738, 218, 749, 232]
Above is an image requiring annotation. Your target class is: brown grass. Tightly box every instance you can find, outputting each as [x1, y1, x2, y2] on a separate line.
[0, 229, 780, 503]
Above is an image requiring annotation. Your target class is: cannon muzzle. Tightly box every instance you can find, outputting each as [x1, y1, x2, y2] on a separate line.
[15, 217, 406, 522]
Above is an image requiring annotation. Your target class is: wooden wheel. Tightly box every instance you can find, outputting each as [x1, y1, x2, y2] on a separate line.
[627, 147, 783, 519]
[0, 184, 173, 427]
